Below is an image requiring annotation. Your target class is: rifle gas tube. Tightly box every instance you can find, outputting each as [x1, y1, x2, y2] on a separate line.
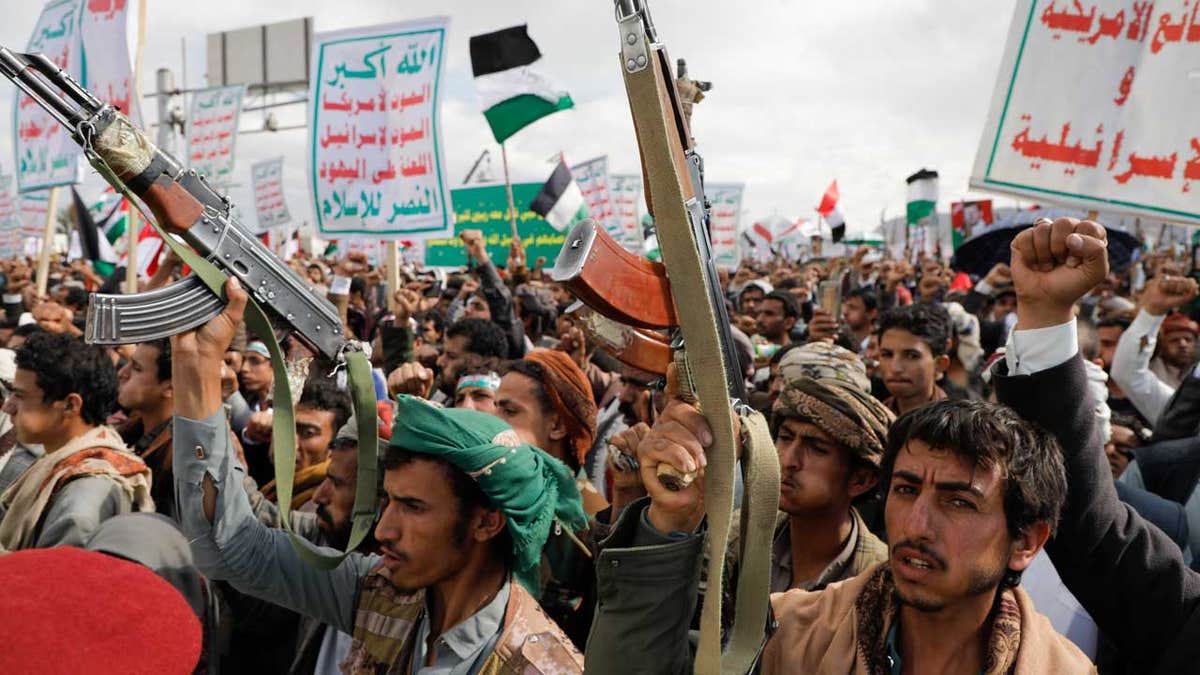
[0, 48, 344, 359]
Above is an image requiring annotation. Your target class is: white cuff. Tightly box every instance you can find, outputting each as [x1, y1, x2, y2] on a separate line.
[1129, 308, 1166, 338]
[1004, 320, 1078, 376]
[974, 280, 994, 296]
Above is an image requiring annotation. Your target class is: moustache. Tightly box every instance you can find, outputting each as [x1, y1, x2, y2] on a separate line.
[891, 540, 947, 569]
[316, 504, 333, 526]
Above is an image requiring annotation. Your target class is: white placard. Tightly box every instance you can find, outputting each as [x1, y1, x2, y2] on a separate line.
[971, 0, 1200, 224]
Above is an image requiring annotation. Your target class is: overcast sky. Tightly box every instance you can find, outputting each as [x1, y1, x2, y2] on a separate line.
[0, 0, 1020, 237]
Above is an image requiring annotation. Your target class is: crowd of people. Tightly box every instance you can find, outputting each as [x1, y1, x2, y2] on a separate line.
[3, 217, 1200, 673]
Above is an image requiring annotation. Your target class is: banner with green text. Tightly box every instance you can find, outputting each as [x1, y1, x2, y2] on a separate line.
[424, 182, 566, 267]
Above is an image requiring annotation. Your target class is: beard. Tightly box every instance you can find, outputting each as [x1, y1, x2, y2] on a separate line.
[315, 504, 352, 550]
[894, 560, 1008, 613]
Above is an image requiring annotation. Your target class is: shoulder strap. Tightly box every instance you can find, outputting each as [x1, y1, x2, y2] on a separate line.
[89, 158, 379, 570]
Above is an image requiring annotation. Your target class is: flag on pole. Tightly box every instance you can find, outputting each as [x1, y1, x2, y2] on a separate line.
[69, 188, 120, 276]
[816, 180, 846, 241]
[906, 169, 939, 251]
[470, 25, 574, 143]
[530, 159, 588, 231]
[88, 188, 164, 279]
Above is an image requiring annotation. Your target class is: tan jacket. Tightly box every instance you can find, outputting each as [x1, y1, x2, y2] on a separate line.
[761, 562, 1096, 674]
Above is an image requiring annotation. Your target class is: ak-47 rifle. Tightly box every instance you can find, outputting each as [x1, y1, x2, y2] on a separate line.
[554, 3, 780, 673]
[0, 48, 378, 568]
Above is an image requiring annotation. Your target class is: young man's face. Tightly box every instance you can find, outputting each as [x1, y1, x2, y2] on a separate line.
[374, 459, 497, 593]
[434, 333, 465, 381]
[992, 294, 1017, 320]
[117, 343, 170, 413]
[294, 404, 338, 469]
[1161, 330, 1197, 369]
[739, 288, 764, 315]
[312, 444, 358, 548]
[879, 328, 943, 401]
[463, 295, 492, 321]
[756, 298, 793, 341]
[5, 369, 66, 444]
[775, 419, 871, 516]
[454, 385, 498, 414]
[917, 276, 943, 303]
[885, 439, 1038, 612]
[495, 372, 559, 455]
[841, 296, 874, 332]
[239, 352, 273, 398]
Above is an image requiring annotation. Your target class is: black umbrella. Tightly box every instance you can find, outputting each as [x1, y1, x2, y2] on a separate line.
[951, 217, 1140, 278]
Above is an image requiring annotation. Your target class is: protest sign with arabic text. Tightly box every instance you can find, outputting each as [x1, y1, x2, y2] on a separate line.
[186, 85, 243, 187]
[309, 17, 453, 239]
[706, 183, 744, 269]
[424, 183, 565, 267]
[972, 0, 1200, 224]
[15, 0, 84, 191]
[251, 157, 292, 231]
[570, 156, 618, 240]
[81, 0, 141, 125]
[611, 173, 644, 250]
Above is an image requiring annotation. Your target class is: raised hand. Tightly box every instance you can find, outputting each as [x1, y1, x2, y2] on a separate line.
[387, 361, 435, 399]
[1010, 217, 1109, 330]
[1139, 274, 1200, 316]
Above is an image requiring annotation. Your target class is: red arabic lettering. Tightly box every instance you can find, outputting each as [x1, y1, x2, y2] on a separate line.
[1128, 2, 1154, 41]
[322, 92, 352, 111]
[1084, 8, 1125, 43]
[1010, 120, 1103, 168]
[1114, 65, 1135, 106]
[1184, 138, 1200, 181]
[1107, 130, 1125, 171]
[1042, 0, 1097, 35]
[1150, 3, 1192, 52]
[1113, 150, 1177, 183]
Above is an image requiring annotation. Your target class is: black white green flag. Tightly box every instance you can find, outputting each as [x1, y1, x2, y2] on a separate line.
[470, 25, 574, 144]
[530, 159, 587, 231]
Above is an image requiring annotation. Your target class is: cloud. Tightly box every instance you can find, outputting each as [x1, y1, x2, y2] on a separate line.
[1, 0, 1019, 238]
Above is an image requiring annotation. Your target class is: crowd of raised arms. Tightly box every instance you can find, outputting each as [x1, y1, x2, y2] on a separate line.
[6, 218, 1200, 674]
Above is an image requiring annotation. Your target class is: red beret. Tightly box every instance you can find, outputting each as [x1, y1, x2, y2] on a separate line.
[1161, 313, 1199, 337]
[0, 547, 201, 674]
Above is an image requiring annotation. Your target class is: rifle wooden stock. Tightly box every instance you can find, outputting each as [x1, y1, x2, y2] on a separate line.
[551, 218, 677, 330]
[570, 303, 671, 376]
[131, 172, 205, 236]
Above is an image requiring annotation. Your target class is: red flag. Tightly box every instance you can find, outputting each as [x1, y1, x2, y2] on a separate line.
[816, 180, 840, 217]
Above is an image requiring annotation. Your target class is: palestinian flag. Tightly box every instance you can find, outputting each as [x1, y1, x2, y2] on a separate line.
[89, 188, 164, 278]
[906, 169, 939, 248]
[470, 25, 574, 144]
[530, 159, 588, 231]
[70, 188, 120, 276]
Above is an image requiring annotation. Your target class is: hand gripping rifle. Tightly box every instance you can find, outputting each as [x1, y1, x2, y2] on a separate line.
[0, 48, 378, 568]
[554, 3, 780, 672]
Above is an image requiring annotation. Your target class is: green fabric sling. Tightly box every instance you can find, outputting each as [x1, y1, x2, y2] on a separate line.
[86, 152, 379, 569]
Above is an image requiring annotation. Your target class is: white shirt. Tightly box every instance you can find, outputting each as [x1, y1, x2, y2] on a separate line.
[1110, 309, 1175, 426]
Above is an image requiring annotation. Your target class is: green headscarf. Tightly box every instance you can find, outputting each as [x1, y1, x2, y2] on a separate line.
[389, 396, 588, 594]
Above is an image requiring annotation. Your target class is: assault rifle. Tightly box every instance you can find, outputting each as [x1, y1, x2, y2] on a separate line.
[557, 2, 780, 673]
[0, 49, 344, 358]
[0, 48, 379, 569]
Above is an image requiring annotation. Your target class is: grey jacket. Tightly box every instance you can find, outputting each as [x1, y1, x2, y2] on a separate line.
[585, 497, 706, 675]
